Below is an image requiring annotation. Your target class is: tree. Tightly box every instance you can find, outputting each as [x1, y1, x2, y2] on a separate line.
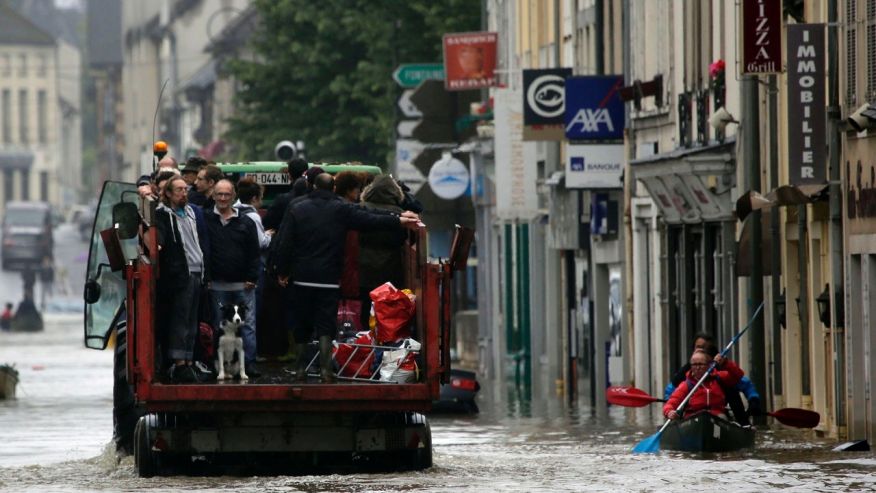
[224, 0, 480, 166]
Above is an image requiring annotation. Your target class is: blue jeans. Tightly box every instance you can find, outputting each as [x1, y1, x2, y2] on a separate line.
[211, 288, 257, 365]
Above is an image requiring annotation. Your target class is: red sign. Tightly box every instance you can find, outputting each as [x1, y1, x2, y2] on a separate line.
[443, 32, 498, 91]
[741, 0, 782, 74]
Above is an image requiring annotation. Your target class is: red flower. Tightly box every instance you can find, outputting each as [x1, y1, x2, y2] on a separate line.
[709, 59, 726, 79]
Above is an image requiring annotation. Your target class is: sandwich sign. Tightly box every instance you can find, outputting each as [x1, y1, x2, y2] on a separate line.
[564, 75, 625, 141]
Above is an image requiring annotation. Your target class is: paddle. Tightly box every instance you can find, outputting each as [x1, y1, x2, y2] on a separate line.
[632, 302, 764, 454]
[606, 385, 821, 428]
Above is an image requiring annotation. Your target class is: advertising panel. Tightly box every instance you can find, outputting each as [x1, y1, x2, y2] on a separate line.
[786, 24, 825, 185]
[565, 144, 624, 189]
[443, 32, 498, 91]
[741, 0, 783, 74]
[494, 88, 538, 219]
[522, 68, 572, 140]
[564, 76, 625, 141]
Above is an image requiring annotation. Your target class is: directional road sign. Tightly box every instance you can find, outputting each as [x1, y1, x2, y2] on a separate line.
[396, 120, 419, 138]
[393, 63, 445, 88]
[397, 89, 422, 118]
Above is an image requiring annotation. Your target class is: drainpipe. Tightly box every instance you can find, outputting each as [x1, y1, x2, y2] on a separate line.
[769, 75, 782, 401]
[799, 205, 810, 397]
[827, 0, 845, 430]
[743, 75, 766, 423]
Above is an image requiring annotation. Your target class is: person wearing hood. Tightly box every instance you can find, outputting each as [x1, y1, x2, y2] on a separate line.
[155, 175, 208, 383]
[357, 175, 409, 329]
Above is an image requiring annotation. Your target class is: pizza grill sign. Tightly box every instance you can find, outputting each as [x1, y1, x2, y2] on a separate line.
[741, 0, 782, 74]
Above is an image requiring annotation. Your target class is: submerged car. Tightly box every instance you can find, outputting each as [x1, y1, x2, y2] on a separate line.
[433, 368, 480, 414]
[1, 201, 53, 271]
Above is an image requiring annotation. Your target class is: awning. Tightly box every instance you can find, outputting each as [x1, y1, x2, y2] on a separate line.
[182, 60, 216, 100]
[631, 139, 736, 224]
[736, 213, 774, 276]
[0, 150, 34, 170]
[735, 183, 829, 221]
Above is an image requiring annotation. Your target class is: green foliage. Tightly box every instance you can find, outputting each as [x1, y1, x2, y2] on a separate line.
[224, 0, 480, 166]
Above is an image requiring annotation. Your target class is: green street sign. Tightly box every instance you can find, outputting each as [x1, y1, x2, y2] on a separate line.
[393, 63, 445, 88]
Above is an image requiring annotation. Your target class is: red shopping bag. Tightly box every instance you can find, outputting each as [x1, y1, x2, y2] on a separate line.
[337, 299, 362, 333]
[369, 282, 415, 343]
[334, 332, 376, 378]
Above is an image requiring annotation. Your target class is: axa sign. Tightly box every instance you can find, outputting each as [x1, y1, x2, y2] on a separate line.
[564, 76, 625, 141]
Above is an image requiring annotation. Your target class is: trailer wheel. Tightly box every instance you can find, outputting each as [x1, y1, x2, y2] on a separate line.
[406, 413, 433, 470]
[134, 416, 157, 477]
[113, 308, 143, 455]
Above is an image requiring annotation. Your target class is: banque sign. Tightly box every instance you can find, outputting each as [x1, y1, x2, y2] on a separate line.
[741, 0, 782, 74]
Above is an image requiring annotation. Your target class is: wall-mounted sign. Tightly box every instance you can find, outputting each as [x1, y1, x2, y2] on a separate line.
[787, 24, 825, 185]
[564, 75, 624, 141]
[565, 144, 623, 189]
[741, 0, 782, 74]
[522, 68, 572, 141]
[428, 152, 469, 200]
[494, 88, 538, 218]
[443, 32, 498, 91]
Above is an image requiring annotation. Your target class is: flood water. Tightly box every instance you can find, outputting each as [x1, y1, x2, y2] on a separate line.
[2, 317, 876, 492]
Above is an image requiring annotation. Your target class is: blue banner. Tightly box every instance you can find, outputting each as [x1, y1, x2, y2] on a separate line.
[564, 76, 625, 141]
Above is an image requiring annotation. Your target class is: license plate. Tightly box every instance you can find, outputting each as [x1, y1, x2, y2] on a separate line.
[244, 172, 290, 185]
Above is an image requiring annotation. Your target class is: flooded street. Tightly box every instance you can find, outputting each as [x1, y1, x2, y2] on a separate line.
[1, 316, 876, 491]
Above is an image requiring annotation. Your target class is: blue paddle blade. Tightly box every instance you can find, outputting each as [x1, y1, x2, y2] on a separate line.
[632, 431, 663, 454]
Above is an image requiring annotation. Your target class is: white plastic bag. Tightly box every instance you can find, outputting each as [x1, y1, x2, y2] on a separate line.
[379, 338, 421, 383]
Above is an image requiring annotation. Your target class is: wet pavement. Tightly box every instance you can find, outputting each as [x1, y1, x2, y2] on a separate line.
[2, 315, 876, 492]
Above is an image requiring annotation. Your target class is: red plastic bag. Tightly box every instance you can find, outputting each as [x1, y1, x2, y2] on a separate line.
[369, 282, 415, 343]
[337, 299, 362, 333]
[334, 331, 376, 378]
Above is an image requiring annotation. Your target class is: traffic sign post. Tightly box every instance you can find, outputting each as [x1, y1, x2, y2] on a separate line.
[393, 63, 445, 88]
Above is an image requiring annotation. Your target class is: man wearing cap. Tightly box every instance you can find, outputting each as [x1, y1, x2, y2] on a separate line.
[181, 156, 206, 188]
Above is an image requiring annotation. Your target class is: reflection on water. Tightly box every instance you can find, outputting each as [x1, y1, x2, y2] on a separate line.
[2, 317, 876, 492]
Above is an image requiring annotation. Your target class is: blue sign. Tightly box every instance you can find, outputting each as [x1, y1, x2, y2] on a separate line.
[564, 76, 625, 141]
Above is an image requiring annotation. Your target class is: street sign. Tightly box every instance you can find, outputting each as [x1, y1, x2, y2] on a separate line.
[393, 63, 445, 88]
[397, 120, 419, 138]
[398, 89, 422, 118]
[428, 152, 469, 200]
[395, 139, 426, 195]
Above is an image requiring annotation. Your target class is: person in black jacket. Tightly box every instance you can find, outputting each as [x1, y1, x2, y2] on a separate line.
[155, 176, 207, 383]
[203, 179, 262, 378]
[262, 158, 309, 231]
[274, 173, 421, 383]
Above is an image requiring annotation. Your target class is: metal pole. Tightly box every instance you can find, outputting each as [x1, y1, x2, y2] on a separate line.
[798, 205, 811, 396]
[769, 75, 783, 399]
[827, 0, 846, 428]
[743, 75, 766, 423]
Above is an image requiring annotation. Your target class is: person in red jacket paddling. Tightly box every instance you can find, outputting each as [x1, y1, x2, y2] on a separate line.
[663, 349, 744, 420]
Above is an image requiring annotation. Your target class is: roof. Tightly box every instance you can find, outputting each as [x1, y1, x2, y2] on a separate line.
[217, 162, 383, 176]
[0, 3, 55, 46]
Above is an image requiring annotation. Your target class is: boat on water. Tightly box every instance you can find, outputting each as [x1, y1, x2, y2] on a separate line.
[0, 364, 19, 399]
[660, 411, 755, 452]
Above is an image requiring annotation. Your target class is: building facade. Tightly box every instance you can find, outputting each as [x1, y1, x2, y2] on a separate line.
[0, 3, 81, 214]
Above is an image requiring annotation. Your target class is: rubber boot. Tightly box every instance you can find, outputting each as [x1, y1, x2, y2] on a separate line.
[277, 332, 298, 363]
[319, 335, 336, 383]
[292, 343, 308, 382]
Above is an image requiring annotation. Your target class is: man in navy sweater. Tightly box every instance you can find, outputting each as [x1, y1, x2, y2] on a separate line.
[203, 179, 261, 378]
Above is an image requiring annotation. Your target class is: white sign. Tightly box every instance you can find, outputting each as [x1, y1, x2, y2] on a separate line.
[394, 139, 426, 195]
[428, 152, 469, 200]
[494, 88, 538, 218]
[398, 89, 422, 118]
[397, 120, 418, 138]
[565, 144, 624, 189]
[244, 172, 290, 186]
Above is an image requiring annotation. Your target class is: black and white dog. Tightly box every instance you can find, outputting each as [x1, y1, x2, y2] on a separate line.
[215, 304, 248, 380]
